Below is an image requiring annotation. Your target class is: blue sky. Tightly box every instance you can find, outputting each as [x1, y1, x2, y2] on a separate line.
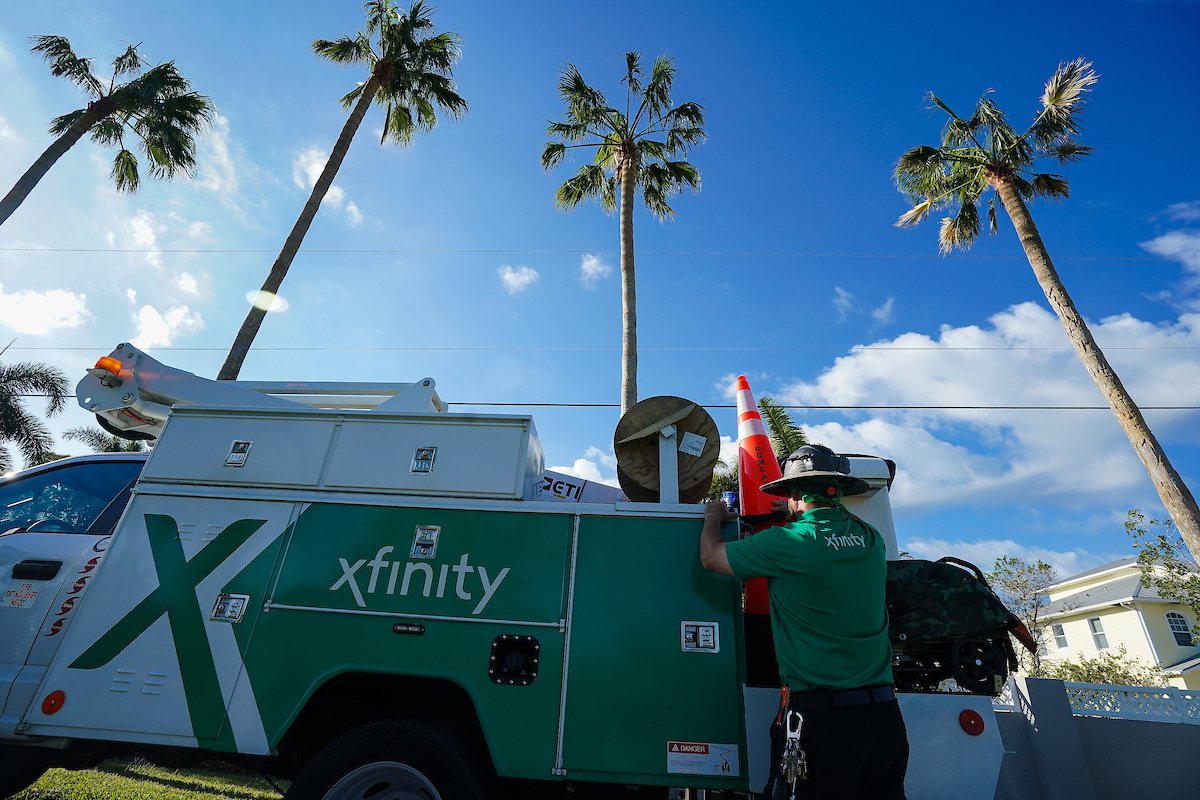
[2, 0, 1199, 578]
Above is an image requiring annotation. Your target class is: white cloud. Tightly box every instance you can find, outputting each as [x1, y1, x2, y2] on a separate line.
[125, 288, 137, 305]
[131, 305, 204, 348]
[177, 272, 199, 295]
[579, 254, 612, 288]
[1165, 200, 1200, 222]
[0, 284, 90, 334]
[129, 209, 163, 266]
[549, 446, 619, 486]
[292, 148, 363, 225]
[776, 301, 1200, 510]
[871, 297, 895, 325]
[1142, 229, 1200, 274]
[498, 265, 539, 294]
[0, 116, 19, 142]
[902, 537, 1119, 579]
[833, 286, 853, 318]
[196, 115, 238, 196]
[187, 221, 213, 239]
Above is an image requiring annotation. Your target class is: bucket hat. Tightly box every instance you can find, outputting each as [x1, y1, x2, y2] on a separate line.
[759, 444, 871, 497]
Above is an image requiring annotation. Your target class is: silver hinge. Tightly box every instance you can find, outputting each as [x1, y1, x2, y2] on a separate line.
[15, 722, 32, 734]
[551, 767, 567, 777]
[558, 618, 567, 634]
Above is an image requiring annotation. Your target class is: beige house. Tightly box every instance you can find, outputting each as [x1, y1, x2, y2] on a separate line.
[1040, 558, 1200, 690]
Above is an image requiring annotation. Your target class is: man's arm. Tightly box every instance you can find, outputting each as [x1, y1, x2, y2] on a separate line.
[700, 501, 738, 576]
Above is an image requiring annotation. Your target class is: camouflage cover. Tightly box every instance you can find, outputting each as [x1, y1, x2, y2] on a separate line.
[885, 559, 1020, 644]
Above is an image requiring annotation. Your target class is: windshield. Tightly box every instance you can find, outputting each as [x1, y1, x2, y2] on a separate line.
[0, 460, 144, 534]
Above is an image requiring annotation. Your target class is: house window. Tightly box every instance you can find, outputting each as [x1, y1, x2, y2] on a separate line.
[1053, 624, 1068, 649]
[1166, 612, 1194, 648]
[1088, 617, 1109, 650]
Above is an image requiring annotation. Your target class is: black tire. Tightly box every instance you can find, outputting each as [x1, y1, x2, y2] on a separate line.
[285, 720, 493, 800]
[0, 767, 48, 799]
[950, 640, 1006, 694]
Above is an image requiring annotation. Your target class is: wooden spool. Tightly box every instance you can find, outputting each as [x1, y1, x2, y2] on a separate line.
[613, 396, 720, 504]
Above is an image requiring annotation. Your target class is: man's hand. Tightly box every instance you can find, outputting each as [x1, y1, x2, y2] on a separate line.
[771, 497, 796, 522]
[705, 500, 739, 524]
[700, 501, 737, 576]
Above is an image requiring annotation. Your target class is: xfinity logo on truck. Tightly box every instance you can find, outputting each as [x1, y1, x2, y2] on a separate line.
[331, 547, 510, 615]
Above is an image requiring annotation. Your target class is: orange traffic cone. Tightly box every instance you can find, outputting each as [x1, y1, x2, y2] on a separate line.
[735, 375, 783, 614]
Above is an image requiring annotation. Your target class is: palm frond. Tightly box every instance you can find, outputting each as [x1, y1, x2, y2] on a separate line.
[30, 34, 103, 95]
[642, 55, 675, 117]
[895, 198, 935, 228]
[987, 198, 999, 236]
[314, 33, 374, 65]
[0, 361, 69, 416]
[1025, 173, 1070, 201]
[640, 181, 675, 220]
[758, 396, 807, 456]
[621, 51, 644, 95]
[111, 43, 145, 78]
[1027, 58, 1098, 149]
[1050, 141, 1093, 164]
[554, 163, 610, 211]
[541, 141, 568, 171]
[938, 201, 981, 253]
[89, 117, 124, 146]
[48, 109, 87, 137]
[110, 148, 141, 192]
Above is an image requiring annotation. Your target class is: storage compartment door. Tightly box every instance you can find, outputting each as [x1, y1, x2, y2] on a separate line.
[561, 515, 747, 789]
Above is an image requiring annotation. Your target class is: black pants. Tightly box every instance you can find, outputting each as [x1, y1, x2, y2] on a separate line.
[764, 697, 909, 800]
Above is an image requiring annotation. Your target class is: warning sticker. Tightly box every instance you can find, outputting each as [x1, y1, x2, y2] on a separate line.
[4, 581, 43, 609]
[678, 431, 707, 458]
[666, 741, 739, 776]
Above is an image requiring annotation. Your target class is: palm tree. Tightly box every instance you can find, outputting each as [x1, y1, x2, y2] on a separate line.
[541, 53, 705, 413]
[758, 396, 808, 460]
[217, 0, 467, 380]
[894, 58, 1200, 561]
[0, 36, 214, 228]
[64, 425, 147, 453]
[0, 358, 69, 471]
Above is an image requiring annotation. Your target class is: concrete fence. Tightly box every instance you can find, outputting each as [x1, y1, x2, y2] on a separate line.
[990, 677, 1200, 800]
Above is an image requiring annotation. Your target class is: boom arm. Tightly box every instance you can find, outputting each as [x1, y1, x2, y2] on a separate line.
[77, 343, 445, 440]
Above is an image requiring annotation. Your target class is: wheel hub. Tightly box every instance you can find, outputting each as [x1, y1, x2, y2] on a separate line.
[322, 761, 441, 800]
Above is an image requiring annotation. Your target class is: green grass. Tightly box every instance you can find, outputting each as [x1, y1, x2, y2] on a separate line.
[15, 757, 288, 800]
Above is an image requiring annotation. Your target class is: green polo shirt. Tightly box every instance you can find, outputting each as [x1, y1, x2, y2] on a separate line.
[725, 507, 893, 691]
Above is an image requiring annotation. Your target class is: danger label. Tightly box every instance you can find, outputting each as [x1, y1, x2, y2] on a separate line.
[4, 581, 42, 609]
[666, 741, 739, 776]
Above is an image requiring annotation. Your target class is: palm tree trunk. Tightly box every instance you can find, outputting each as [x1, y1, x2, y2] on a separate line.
[618, 156, 638, 414]
[216, 76, 380, 380]
[0, 109, 100, 228]
[994, 177, 1200, 560]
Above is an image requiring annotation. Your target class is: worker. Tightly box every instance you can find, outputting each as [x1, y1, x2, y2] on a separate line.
[699, 444, 908, 799]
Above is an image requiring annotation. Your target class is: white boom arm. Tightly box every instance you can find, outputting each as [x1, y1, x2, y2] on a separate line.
[77, 343, 446, 440]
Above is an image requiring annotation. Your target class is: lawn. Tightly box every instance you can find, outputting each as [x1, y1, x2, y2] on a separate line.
[15, 757, 288, 800]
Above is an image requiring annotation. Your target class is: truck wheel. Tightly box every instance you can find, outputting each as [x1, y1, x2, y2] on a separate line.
[0, 766, 48, 799]
[285, 720, 492, 800]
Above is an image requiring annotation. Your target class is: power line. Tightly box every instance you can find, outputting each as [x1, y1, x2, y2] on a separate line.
[0, 246, 1171, 261]
[10, 345, 1200, 353]
[12, 395, 1199, 411]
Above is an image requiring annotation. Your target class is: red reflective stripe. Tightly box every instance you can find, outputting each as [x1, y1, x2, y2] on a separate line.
[738, 411, 761, 424]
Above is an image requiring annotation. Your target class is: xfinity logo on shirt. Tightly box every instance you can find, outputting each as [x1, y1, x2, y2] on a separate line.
[825, 533, 866, 550]
[330, 548, 510, 615]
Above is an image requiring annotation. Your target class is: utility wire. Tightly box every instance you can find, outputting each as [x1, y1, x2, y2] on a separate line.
[12, 395, 1199, 411]
[9, 345, 1200, 352]
[0, 246, 1171, 261]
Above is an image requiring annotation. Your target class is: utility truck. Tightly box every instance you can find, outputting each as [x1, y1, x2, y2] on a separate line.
[0, 344, 1007, 799]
